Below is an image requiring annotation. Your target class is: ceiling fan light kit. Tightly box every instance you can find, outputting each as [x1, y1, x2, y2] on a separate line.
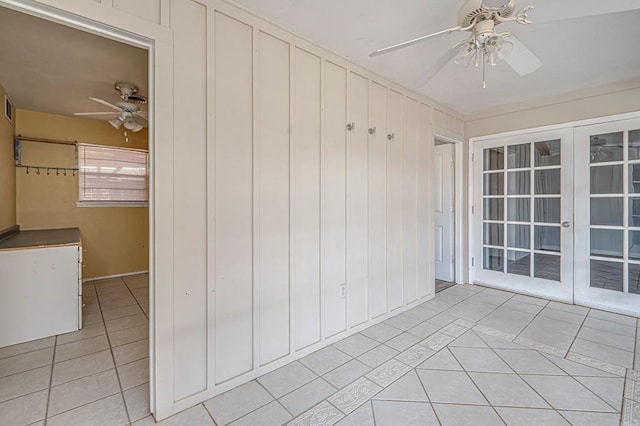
[370, 0, 541, 88]
[73, 81, 147, 135]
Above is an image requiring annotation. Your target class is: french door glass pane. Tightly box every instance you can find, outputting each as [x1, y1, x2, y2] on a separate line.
[484, 247, 504, 271]
[507, 171, 530, 195]
[507, 198, 530, 222]
[535, 198, 561, 223]
[534, 254, 560, 281]
[484, 147, 504, 171]
[534, 169, 560, 194]
[629, 197, 640, 227]
[483, 223, 504, 246]
[590, 260, 623, 291]
[629, 263, 640, 294]
[629, 130, 640, 160]
[590, 229, 623, 259]
[591, 165, 623, 194]
[534, 226, 560, 252]
[629, 231, 640, 261]
[484, 173, 504, 195]
[508, 224, 530, 249]
[534, 140, 561, 166]
[629, 165, 640, 193]
[590, 198, 623, 226]
[590, 132, 623, 163]
[483, 198, 504, 221]
[507, 143, 530, 169]
[507, 251, 530, 277]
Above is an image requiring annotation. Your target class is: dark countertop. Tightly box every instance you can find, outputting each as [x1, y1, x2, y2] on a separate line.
[0, 228, 81, 251]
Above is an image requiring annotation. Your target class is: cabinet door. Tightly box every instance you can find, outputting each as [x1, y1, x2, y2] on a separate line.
[322, 60, 347, 338]
[347, 71, 369, 328]
[369, 82, 388, 318]
[403, 98, 420, 304]
[387, 90, 404, 311]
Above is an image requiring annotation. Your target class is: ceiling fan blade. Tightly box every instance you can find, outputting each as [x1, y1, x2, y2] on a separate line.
[134, 111, 148, 118]
[532, 0, 640, 24]
[415, 48, 458, 89]
[505, 34, 542, 76]
[73, 111, 119, 116]
[370, 26, 463, 57]
[89, 97, 121, 111]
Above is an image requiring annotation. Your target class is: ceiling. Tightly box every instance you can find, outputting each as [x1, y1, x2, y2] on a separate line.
[1, 1, 639, 119]
[0, 7, 147, 123]
[234, 0, 640, 114]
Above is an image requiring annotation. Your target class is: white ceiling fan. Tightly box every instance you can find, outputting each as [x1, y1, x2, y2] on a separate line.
[74, 82, 147, 132]
[370, 0, 542, 88]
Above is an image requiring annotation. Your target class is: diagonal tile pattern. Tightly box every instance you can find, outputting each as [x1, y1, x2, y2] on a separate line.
[1, 280, 639, 425]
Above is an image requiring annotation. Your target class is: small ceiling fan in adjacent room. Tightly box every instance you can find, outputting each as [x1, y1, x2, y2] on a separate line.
[370, 0, 542, 88]
[74, 82, 147, 132]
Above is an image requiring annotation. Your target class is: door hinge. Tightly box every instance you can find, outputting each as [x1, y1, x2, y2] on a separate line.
[471, 205, 474, 214]
[471, 257, 475, 267]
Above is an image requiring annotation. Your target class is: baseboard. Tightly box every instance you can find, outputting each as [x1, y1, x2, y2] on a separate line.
[83, 270, 148, 282]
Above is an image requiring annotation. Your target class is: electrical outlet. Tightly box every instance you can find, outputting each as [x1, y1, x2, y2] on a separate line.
[339, 284, 346, 299]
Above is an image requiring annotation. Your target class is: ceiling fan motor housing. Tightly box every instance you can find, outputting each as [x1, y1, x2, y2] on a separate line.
[458, 0, 516, 27]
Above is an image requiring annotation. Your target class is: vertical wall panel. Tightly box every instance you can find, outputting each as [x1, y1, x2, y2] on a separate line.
[387, 90, 404, 311]
[293, 48, 321, 350]
[369, 82, 388, 318]
[417, 104, 432, 298]
[403, 98, 419, 304]
[346, 72, 369, 328]
[113, 0, 160, 23]
[171, 0, 208, 400]
[214, 11, 254, 384]
[257, 31, 290, 366]
[322, 61, 347, 338]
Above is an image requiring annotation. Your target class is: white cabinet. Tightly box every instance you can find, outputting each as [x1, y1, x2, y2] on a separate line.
[0, 245, 81, 347]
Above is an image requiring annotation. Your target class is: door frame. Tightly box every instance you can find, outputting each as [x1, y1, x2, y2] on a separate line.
[434, 133, 465, 284]
[0, 0, 174, 418]
[468, 111, 640, 301]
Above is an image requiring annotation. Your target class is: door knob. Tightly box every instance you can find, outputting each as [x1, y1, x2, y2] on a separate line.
[562, 221, 571, 228]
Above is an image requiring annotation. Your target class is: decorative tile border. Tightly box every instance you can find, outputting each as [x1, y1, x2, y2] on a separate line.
[440, 321, 471, 338]
[513, 337, 566, 358]
[566, 352, 627, 377]
[626, 370, 640, 402]
[287, 401, 345, 426]
[472, 325, 517, 342]
[365, 359, 412, 388]
[395, 344, 435, 367]
[327, 377, 381, 415]
[621, 398, 640, 426]
[420, 332, 455, 352]
[453, 318, 476, 328]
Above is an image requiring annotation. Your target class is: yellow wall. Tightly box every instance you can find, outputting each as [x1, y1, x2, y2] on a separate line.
[15, 109, 148, 279]
[0, 83, 16, 231]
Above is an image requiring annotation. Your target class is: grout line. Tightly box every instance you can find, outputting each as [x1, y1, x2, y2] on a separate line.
[121, 276, 150, 321]
[565, 308, 592, 361]
[42, 335, 56, 426]
[201, 402, 219, 425]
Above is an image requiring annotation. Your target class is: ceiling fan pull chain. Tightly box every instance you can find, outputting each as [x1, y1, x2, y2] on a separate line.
[482, 50, 487, 89]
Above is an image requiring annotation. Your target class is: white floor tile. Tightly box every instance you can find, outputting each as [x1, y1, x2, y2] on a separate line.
[0, 337, 55, 359]
[371, 400, 439, 425]
[117, 357, 149, 390]
[385, 333, 422, 352]
[102, 305, 144, 321]
[299, 346, 352, 376]
[468, 372, 550, 408]
[288, 400, 344, 426]
[323, 359, 370, 389]
[416, 348, 463, 371]
[334, 401, 374, 425]
[105, 313, 148, 334]
[257, 361, 317, 399]
[57, 322, 106, 346]
[133, 405, 214, 425]
[558, 410, 620, 426]
[204, 380, 272, 425]
[0, 388, 48, 426]
[108, 324, 148, 347]
[373, 370, 427, 402]
[574, 376, 625, 411]
[570, 338, 634, 368]
[494, 407, 569, 425]
[383, 314, 422, 331]
[332, 334, 379, 358]
[228, 401, 291, 426]
[0, 366, 50, 403]
[47, 393, 128, 426]
[417, 370, 487, 405]
[124, 383, 151, 422]
[279, 378, 336, 416]
[48, 369, 120, 416]
[494, 349, 566, 375]
[578, 326, 635, 352]
[449, 347, 513, 373]
[357, 345, 399, 368]
[449, 330, 488, 348]
[406, 322, 440, 339]
[55, 334, 110, 363]
[0, 347, 53, 378]
[360, 323, 403, 343]
[52, 349, 114, 385]
[112, 339, 148, 366]
[588, 309, 637, 326]
[521, 375, 616, 412]
[432, 403, 504, 426]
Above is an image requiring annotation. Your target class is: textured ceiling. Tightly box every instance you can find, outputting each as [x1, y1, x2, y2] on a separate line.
[233, 0, 640, 114]
[0, 7, 147, 122]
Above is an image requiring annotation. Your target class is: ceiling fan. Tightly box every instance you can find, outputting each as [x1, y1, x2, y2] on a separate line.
[74, 82, 147, 132]
[370, 0, 542, 88]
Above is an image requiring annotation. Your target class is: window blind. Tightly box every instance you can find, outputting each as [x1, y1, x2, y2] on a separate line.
[79, 144, 148, 202]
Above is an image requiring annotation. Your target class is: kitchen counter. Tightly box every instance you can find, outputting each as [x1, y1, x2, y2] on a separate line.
[0, 227, 81, 251]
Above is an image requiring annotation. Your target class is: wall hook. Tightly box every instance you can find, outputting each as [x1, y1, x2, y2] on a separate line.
[346, 122, 355, 132]
[387, 133, 395, 141]
[36, 167, 40, 175]
[56, 169, 59, 176]
[47, 168, 50, 176]
[368, 126, 376, 135]
[63, 169, 67, 176]
[73, 169, 76, 176]
[26, 167, 29, 175]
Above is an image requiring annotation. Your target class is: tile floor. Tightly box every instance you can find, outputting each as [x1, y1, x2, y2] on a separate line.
[1, 277, 639, 425]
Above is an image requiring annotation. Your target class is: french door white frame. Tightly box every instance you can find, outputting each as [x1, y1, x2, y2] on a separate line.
[469, 111, 640, 314]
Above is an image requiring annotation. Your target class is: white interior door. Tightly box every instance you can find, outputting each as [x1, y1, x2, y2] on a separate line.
[473, 129, 575, 302]
[574, 118, 640, 316]
[434, 143, 454, 282]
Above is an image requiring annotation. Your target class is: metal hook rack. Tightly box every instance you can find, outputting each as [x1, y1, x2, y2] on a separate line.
[15, 135, 79, 176]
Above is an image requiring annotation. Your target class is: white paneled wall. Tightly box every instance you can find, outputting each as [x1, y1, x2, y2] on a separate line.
[26, 0, 464, 419]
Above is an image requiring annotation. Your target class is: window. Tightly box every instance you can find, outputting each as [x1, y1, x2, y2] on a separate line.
[78, 144, 148, 205]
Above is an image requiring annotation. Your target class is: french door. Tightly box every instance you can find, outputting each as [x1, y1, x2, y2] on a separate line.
[473, 118, 640, 316]
[473, 128, 575, 303]
[574, 118, 640, 315]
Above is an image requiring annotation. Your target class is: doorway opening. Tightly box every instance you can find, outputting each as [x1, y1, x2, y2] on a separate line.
[0, 3, 156, 423]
